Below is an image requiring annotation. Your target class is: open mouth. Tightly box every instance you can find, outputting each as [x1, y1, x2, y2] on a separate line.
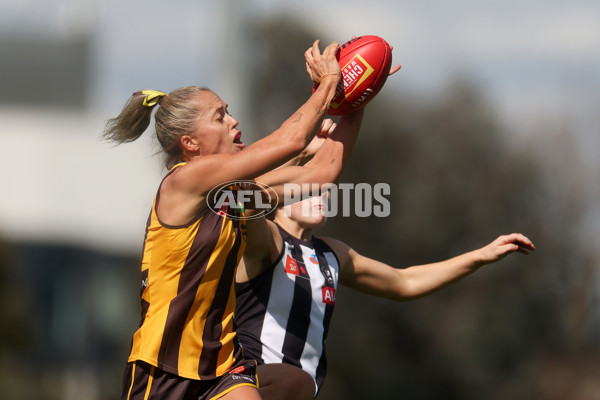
[233, 132, 245, 148]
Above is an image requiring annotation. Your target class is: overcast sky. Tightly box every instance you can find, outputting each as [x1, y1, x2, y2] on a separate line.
[1, 0, 598, 252]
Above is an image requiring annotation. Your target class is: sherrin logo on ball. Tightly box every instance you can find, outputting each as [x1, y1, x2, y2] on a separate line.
[314, 35, 393, 115]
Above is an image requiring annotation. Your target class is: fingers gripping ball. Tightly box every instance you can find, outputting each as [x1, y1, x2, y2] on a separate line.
[315, 35, 393, 115]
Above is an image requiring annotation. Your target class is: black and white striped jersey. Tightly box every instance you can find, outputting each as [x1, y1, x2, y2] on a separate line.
[235, 223, 340, 393]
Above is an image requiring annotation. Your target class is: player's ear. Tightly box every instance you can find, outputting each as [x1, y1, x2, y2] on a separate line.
[180, 135, 199, 152]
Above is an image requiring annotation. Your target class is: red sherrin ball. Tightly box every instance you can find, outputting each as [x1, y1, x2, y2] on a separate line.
[315, 35, 393, 116]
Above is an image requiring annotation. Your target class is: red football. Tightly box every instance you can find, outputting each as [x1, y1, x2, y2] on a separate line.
[315, 35, 393, 115]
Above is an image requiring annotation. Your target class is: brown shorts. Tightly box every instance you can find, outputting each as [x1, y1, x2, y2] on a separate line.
[122, 359, 258, 400]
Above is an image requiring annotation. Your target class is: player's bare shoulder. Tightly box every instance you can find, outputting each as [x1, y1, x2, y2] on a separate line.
[318, 236, 352, 270]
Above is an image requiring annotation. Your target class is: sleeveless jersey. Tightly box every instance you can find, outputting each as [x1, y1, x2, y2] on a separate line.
[128, 163, 247, 380]
[235, 224, 340, 392]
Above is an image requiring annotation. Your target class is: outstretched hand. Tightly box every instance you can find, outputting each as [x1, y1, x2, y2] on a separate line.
[477, 233, 535, 265]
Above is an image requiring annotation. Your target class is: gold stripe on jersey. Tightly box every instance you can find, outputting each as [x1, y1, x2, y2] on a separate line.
[216, 279, 238, 374]
[128, 164, 247, 380]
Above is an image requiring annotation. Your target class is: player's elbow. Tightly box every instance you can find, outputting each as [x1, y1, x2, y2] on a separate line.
[388, 274, 418, 302]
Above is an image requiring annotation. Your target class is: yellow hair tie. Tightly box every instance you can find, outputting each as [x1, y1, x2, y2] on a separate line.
[141, 90, 166, 108]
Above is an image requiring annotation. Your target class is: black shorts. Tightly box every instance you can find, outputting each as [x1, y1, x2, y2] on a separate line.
[122, 359, 258, 400]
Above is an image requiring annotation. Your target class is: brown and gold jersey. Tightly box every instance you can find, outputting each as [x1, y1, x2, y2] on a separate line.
[128, 164, 247, 380]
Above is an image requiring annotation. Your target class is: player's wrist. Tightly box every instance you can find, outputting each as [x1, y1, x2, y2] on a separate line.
[318, 73, 341, 86]
[469, 249, 487, 268]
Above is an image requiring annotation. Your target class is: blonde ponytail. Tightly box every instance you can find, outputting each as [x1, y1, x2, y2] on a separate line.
[103, 91, 164, 143]
[103, 86, 209, 169]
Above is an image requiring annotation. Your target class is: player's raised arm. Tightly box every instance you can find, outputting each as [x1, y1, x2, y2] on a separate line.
[326, 234, 535, 301]
[253, 39, 402, 206]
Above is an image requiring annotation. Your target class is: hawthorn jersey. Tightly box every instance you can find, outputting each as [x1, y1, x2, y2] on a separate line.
[128, 163, 247, 380]
[235, 224, 340, 393]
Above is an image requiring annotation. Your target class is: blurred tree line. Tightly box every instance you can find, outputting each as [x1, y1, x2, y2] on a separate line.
[0, 13, 598, 400]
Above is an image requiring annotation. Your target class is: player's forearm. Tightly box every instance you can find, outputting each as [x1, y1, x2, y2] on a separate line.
[301, 108, 364, 181]
[262, 130, 358, 201]
[298, 139, 346, 188]
[245, 78, 339, 163]
[282, 109, 363, 168]
[330, 108, 364, 167]
[276, 144, 318, 168]
[276, 78, 339, 144]
[260, 151, 343, 204]
[398, 251, 484, 300]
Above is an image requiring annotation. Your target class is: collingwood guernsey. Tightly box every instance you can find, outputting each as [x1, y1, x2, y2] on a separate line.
[235, 224, 339, 393]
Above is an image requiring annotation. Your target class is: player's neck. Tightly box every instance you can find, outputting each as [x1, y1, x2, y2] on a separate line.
[274, 216, 315, 242]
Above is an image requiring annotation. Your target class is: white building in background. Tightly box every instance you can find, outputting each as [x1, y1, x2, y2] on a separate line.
[0, 0, 250, 253]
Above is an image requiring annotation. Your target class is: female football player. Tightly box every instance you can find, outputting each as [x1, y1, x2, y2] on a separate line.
[104, 40, 347, 400]
[235, 169, 535, 400]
